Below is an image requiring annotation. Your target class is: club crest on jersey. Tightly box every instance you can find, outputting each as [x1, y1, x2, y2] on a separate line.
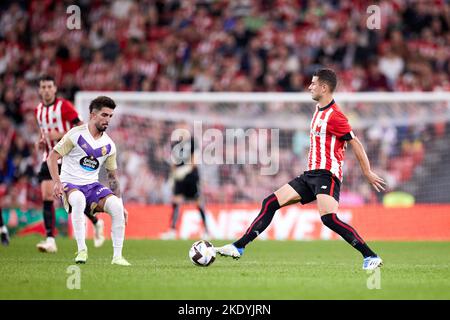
[80, 155, 100, 171]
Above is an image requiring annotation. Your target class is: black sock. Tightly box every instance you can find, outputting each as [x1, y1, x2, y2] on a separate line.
[0, 207, 4, 228]
[85, 209, 98, 224]
[171, 203, 179, 229]
[43, 201, 55, 238]
[234, 194, 280, 248]
[321, 213, 376, 258]
[198, 206, 208, 233]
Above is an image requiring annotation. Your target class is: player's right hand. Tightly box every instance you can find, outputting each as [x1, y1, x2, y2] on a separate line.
[364, 170, 386, 192]
[47, 129, 62, 141]
[53, 181, 64, 199]
[36, 137, 47, 151]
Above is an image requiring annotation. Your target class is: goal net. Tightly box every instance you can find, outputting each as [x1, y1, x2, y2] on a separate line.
[75, 92, 450, 208]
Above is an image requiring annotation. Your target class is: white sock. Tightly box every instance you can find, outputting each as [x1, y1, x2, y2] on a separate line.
[104, 196, 125, 258]
[68, 190, 87, 252]
[46, 237, 56, 244]
[0, 226, 7, 233]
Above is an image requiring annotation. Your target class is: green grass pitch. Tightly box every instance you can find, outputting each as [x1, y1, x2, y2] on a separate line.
[1, 236, 450, 299]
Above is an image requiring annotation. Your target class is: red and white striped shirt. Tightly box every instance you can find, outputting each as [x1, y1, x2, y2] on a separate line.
[35, 98, 80, 162]
[307, 99, 354, 181]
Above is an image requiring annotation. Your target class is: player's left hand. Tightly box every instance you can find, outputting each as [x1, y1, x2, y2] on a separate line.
[364, 170, 386, 192]
[123, 207, 129, 226]
[53, 181, 64, 199]
[36, 138, 47, 151]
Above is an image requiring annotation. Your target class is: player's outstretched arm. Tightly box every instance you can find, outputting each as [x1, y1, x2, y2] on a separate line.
[348, 136, 386, 192]
[47, 150, 64, 198]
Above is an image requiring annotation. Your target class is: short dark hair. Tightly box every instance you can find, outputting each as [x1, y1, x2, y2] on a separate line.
[313, 68, 337, 92]
[89, 96, 116, 113]
[38, 74, 55, 85]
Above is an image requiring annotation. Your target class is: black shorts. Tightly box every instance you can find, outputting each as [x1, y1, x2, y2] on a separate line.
[174, 168, 200, 199]
[37, 161, 61, 183]
[288, 169, 341, 204]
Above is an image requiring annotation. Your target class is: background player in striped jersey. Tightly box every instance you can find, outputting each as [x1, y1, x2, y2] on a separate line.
[216, 68, 386, 270]
[35, 75, 105, 253]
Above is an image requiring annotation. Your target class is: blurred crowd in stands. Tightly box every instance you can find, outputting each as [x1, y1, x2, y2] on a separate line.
[1, 0, 450, 208]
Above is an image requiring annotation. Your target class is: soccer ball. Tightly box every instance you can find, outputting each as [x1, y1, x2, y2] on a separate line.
[189, 240, 216, 267]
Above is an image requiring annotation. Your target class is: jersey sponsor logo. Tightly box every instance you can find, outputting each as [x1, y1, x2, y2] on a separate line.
[79, 156, 100, 171]
[321, 185, 327, 189]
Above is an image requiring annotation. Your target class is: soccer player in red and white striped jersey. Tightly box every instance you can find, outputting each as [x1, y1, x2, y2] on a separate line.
[217, 68, 387, 270]
[35, 79, 81, 163]
[35, 75, 104, 253]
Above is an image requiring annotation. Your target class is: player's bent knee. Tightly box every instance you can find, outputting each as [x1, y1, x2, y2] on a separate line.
[316, 194, 339, 215]
[104, 195, 124, 219]
[41, 181, 54, 200]
[274, 184, 300, 207]
[172, 195, 183, 204]
[68, 190, 86, 211]
[320, 213, 334, 227]
[260, 193, 281, 212]
[42, 192, 53, 201]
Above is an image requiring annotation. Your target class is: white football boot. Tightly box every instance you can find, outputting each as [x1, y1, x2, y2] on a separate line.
[75, 249, 88, 264]
[111, 256, 131, 266]
[36, 237, 58, 253]
[362, 256, 383, 270]
[215, 244, 244, 260]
